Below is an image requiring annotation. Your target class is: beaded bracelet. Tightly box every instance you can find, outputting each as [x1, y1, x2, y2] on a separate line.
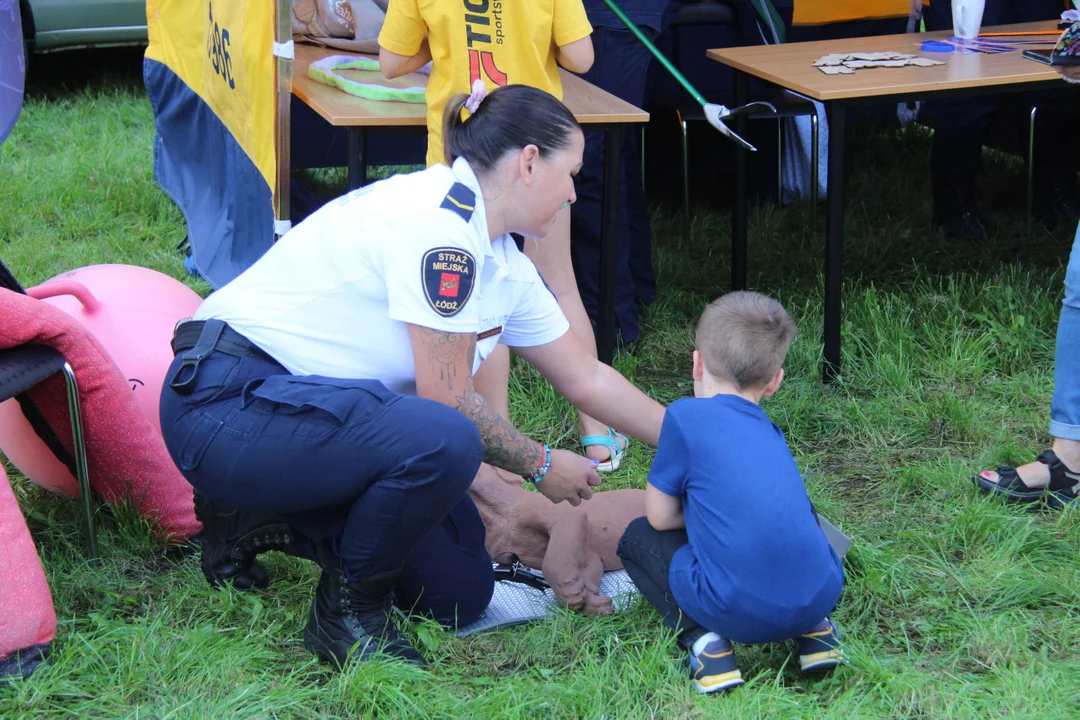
[527, 443, 551, 484]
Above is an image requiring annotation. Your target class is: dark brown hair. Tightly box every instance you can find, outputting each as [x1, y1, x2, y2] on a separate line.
[695, 291, 797, 390]
[442, 85, 581, 173]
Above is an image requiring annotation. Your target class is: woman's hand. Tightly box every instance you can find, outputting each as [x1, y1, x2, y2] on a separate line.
[534, 449, 603, 506]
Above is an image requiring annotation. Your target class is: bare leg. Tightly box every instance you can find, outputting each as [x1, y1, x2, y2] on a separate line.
[522, 206, 627, 464]
[473, 343, 511, 421]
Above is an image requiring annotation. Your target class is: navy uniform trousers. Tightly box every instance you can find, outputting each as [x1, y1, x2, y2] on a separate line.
[159, 320, 494, 628]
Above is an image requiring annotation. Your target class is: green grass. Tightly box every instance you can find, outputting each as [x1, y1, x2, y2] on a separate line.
[2, 48, 1080, 718]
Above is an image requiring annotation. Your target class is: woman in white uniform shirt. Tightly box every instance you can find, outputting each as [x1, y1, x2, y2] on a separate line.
[159, 84, 665, 669]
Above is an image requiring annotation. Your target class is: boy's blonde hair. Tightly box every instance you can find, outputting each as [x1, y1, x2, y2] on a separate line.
[695, 291, 796, 390]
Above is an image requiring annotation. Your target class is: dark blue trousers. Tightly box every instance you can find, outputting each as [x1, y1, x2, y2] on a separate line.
[159, 328, 494, 627]
[571, 27, 658, 347]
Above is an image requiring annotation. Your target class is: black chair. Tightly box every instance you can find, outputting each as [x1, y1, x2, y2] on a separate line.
[0, 344, 96, 558]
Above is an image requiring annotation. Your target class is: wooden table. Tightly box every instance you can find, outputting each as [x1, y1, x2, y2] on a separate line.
[707, 21, 1069, 382]
[293, 43, 650, 365]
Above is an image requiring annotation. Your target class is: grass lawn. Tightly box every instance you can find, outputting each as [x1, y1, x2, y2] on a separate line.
[2, 49, 1079, 719]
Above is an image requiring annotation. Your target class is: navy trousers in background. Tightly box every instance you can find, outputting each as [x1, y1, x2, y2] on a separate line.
[571, 26, 658, 347]
[159, 323, 494, 627]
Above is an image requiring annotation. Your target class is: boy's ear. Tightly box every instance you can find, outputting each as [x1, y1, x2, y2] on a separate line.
[692, 350, 704, 381]
[762, 367, 784, 398]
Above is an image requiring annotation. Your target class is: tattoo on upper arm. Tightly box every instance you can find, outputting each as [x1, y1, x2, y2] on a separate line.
[421, 328, 462, 391]
[414, 326, 542, 475]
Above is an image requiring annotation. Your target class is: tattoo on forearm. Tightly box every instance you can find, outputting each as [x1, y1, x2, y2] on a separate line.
[453, 380, 544, 475]
[415, 327, 543, 475]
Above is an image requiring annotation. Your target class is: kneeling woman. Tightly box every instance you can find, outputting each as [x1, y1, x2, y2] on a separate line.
[159, 84, 665, 668]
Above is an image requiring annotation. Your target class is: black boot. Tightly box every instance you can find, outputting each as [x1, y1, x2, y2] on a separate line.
[1033, 169, 1080, 224]
[193, 491, 296, 590]
[303, 565, 426, 668]
[932, 173, 991, 244]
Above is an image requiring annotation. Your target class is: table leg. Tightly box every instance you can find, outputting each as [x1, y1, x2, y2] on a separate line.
[596, 124, 623, 366]
[348, 128, 368, 191]
[823, 100, 846, 383]
[732, 70, 748, 292]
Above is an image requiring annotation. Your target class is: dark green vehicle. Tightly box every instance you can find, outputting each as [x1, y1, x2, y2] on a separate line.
[19, 0, 147, 54]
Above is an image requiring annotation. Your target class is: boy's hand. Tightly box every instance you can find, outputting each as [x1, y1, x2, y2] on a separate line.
[535, 449, 602, 506]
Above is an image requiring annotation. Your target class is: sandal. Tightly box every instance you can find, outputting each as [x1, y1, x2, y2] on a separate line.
[581, 427, 629, 473]
[1043, 450, 1080, 510]
[972, 450, 1080, 508]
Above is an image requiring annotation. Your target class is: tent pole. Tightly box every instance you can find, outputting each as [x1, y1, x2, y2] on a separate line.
[274, 0, 293, 239]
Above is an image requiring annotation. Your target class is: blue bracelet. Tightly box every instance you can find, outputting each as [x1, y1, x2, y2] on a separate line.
[528, 443, 551, 484]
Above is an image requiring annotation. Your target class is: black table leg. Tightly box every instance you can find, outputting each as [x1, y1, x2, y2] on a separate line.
[348, 127, 368, 190]
[731, 69, 749, 292]
[596, 123, 623, 366]
[823, 100, 846, 383]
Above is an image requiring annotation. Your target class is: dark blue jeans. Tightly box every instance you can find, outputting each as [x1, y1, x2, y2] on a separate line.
[159, 326, 493, 627]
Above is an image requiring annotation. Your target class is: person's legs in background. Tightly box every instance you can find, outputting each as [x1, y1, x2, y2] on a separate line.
[923, 0, 1074, 240]
[570, 26, 658, 348]
[522, 208, 630, 468]
[976, 222, 1080, 503]
[922, 0, 1005, 242]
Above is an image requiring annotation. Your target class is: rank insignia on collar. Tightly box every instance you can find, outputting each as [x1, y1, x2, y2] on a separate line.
[422, 247, 476, 317]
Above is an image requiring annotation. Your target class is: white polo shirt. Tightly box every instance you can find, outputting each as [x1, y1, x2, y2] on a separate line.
[193, 157, 570, 395]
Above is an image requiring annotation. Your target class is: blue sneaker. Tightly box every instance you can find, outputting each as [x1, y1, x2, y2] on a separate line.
[797, 618, 843, 673]
[688, 633, 744, 694]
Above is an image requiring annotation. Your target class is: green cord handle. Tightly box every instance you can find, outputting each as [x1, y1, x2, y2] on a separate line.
[599, 0, 708, 109]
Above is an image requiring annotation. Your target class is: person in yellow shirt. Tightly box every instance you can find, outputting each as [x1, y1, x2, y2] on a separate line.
[378, 0, 595, 167]
[379, 0, 633, 472]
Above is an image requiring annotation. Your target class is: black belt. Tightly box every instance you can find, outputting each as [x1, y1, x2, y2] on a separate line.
[169, 319, 273, 395]
[171, 319, 271, 360]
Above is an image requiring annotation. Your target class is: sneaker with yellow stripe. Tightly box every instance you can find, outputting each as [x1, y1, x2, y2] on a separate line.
[687, 633, 744, 694]
[797, 618, 843, 673]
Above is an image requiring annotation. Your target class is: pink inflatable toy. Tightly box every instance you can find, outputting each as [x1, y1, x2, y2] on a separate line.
[0, 264, 202, 495]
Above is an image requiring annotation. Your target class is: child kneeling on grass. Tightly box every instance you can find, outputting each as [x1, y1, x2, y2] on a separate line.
[617, 291, 845, 694]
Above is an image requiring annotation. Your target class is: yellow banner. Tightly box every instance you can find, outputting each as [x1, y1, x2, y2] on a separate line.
[794, 0, 910, 26]
[146, 0, 276, 192]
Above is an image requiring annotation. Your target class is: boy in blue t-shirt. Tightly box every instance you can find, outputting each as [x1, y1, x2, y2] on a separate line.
[617, 291, 845, 694]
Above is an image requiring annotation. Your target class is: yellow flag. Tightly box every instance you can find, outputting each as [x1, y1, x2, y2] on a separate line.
[146, 0, 276, 192]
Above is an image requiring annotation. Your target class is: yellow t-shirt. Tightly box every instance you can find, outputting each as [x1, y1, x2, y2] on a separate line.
[379, 0, 593, 168]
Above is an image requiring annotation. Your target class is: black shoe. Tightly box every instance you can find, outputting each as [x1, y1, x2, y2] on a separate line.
[935, 206, 992, 243]
[932, 173, 991, 244]
[1033, 177, 1080, 224]
[193, 491, 296, 590]
[303, 565, 426, 668]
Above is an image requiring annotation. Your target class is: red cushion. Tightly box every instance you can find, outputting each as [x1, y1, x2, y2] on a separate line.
[0, 464, 57, 664]
[0, 289, 200, 543]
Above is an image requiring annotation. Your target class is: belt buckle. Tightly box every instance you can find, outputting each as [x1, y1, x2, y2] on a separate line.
[173, 317, 193, 335]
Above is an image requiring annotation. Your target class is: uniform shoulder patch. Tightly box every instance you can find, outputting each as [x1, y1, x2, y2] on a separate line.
[422, 247, 476, 317]
[439, 182, 476, 222]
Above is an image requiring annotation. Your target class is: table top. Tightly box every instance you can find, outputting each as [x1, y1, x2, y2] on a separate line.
[706, 21, 1067, 101]
[292, 43, 649, 127]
